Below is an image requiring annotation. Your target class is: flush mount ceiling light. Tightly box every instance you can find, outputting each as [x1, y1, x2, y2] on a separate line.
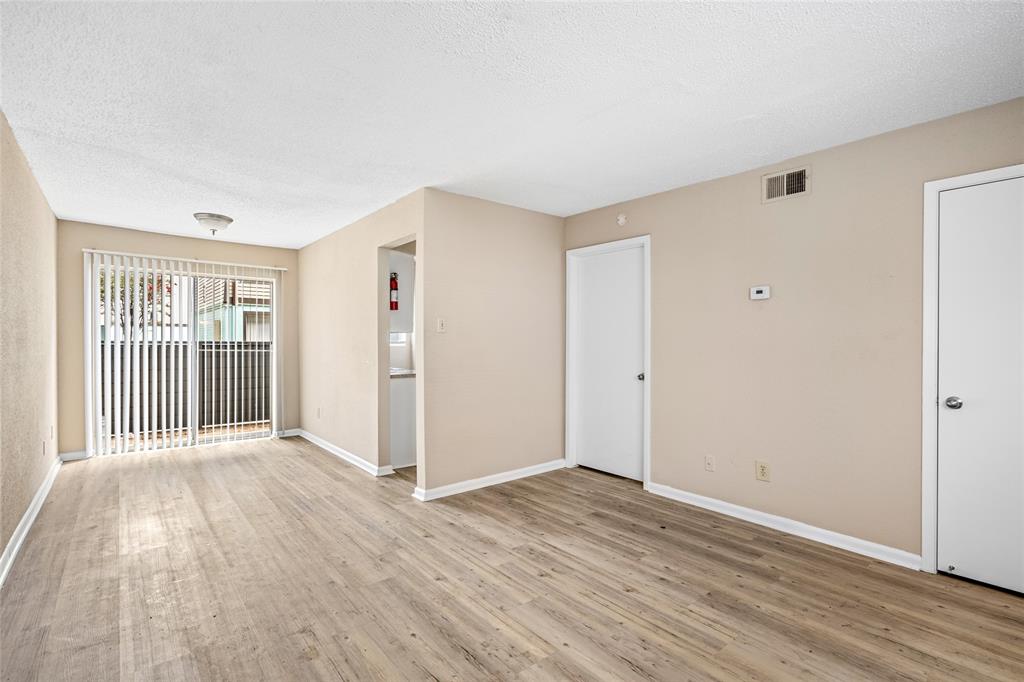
[194, 212, 233, 236]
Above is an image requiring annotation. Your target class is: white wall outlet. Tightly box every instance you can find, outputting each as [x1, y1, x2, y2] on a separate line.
[436, 317, 448, 333]
[704, 455, 716, 472]
[755, 460, 771, 482]
[750, 285, 771, 300]
[316, 407, 322, 419]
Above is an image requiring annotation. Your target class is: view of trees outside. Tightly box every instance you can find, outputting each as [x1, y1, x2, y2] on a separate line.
[97, 272, 188, 341]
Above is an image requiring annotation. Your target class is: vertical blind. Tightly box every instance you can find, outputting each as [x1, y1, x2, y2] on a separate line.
[82, 249, 285, 457]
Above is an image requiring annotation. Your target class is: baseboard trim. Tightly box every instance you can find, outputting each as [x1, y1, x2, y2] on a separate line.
[1, 457, 61, 587]
[59, 450, 88, 462]
[391, 462, 416, 470]
[291, 430, 393, 477]
[413, 458, 566, 502]
[645, 482, 921, 571]
[281, 428, 302, 438]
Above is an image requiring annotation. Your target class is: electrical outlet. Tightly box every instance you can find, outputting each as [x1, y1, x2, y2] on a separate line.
[755, 461, 771, 482]
[704, 455, 715, 472]
[316, 407, 321, 419]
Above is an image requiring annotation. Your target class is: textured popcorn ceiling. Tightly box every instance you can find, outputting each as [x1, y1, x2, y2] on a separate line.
[1, 2, 1021, 248]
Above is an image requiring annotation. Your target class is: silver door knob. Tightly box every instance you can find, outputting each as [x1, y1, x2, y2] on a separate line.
[945, 396, 963, 409]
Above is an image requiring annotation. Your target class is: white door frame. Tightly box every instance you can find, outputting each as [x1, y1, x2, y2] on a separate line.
[565, 235, 651, 487]
[921, 163, 1024, 574]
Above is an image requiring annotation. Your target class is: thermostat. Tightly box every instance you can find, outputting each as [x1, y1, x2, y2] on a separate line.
[750, 285, 771, 300]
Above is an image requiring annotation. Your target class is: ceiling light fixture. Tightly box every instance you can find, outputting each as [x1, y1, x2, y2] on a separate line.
[194, 212, 233, 236]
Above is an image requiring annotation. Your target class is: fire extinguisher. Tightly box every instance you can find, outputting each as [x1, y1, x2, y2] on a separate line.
[389, 272, 399, 310]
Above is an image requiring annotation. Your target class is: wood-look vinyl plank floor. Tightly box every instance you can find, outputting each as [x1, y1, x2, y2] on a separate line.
[1, 437, 1022, 681]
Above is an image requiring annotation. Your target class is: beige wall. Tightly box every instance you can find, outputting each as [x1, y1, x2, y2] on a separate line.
[1, 112, 59, 549]
[299, 190, 424, 467]
[56, 221, 300, 452]
[421, 189, 564, 490]
[297, 188, 564, 490]
[564, 98, 1024, 553]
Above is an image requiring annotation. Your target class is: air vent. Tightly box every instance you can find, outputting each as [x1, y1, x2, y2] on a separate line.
[762, 166, 810, 203]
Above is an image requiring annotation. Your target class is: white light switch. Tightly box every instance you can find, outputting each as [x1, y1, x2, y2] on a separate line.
[749, 285, 771, 300]
[436, 317, 448, 333]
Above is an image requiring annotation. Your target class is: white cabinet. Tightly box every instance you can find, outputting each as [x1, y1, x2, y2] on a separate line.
[389, 375, 416, 468]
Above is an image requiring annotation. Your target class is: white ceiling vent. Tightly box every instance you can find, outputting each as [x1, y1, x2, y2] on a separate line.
[762, 166, 810, 203]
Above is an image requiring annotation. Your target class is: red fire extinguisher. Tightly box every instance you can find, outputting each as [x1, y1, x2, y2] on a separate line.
[389, 272, 399, 310]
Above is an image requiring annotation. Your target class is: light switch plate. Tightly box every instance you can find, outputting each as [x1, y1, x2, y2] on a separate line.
[436, 317, 448, 333]
[750, 285, 771, 300]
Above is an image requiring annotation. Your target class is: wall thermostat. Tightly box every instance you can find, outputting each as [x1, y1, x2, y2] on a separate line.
[750, 285, 771, 300]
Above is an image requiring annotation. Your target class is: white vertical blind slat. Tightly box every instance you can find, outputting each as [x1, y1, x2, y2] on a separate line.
[112, 256, 122, 454]
[174, 272, 182, 448]
[233, 273, 239, 439]
[228, 277, 234, 439]
[92, 256, 102, 456]
[121, 256, 131, 453]
[223, 278, 228, 441]
[150, 258, 158, 451]
[131, 256, 141, 451]
[103, 255, 112, 456]
[186, 263, 193, 446]
[260, 280, 264, 430]
[169, 267, 176, 447]
[204, 275, 209, 442]
[141, 258, 149, 451]
[241, 279, 246, 434]
[83, 253, 94, 457]
[161, 260, 169, 448]
[255, 279, 260, 434]
[272, 275, 281, 435]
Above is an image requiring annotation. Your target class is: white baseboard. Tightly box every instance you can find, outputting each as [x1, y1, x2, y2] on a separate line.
[1, 457, 61, 587]
[413, 458, 566, 502]
[59, 450, 88, 462]
[645, 482, 921, 571]
[281, 428, 302, 438]
[291, 430, 393, 477]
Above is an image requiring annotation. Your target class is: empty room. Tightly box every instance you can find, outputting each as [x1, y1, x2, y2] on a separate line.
[1, 2, 1022, 680]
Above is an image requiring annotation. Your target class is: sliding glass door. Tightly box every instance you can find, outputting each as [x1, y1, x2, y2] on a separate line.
[83, 251, 283, 456]
[195, 277, 273, 444]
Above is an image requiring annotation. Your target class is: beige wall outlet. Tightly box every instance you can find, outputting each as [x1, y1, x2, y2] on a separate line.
[704, 455, 715, 472]
[755, 460, 771, 482]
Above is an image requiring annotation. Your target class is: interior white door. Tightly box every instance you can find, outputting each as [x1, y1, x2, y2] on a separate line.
[937, 176, 1024, 593]
[569, 240, 645, 480]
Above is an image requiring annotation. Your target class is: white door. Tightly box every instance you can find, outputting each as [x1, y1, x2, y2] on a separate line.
[937, 176, 1024, 593]
[567, 237, 647, 481]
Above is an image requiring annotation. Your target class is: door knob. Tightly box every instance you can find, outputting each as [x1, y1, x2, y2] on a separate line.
[945, 396, 963, 409]
[637, 372, 645, 381]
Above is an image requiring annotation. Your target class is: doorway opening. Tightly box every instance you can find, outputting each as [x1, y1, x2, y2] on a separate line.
[378, 238, 419, 493]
